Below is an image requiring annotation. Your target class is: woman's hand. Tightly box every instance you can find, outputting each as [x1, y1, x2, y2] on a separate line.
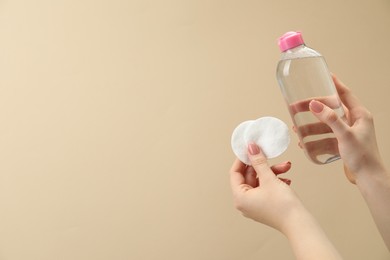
[291, 75, 385, 183]
[229, 143, 343, 259]
[230, 142, 301, 233]
[308, 75, 390, 250]
[308, 75, 385, 183]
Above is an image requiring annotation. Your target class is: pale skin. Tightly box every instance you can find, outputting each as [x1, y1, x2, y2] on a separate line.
[230, 144, 342, 260]
[230, 75, 390, 257]
[289, 94, 342, 164]
[308, 75, 390, 250]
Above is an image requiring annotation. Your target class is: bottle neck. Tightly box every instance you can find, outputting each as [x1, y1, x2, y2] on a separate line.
[280, 44, 321, 60]
[283, 44, 306, 54]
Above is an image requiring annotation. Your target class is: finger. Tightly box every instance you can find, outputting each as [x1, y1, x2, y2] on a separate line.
[247, 143, 274, 181]
[332, 74, 362, 111]
[332, 75, 369, 122]
[279, 177, 292, 186]
[303, 137, 339, 164]
[230, 159, 246, 193]
[289, 95, 342, 115]
[309, 100, 350, 138]
[298, 122, 333, 138]
[271, 161, 292, 175]
[343, 164, 356, 185]
[292, 125, 303, 149]
[244, 166, 258, 187]
[292, 125, 297, 133]
[291, 125, 304, 149]
[230, 158, 247, 174]
[341, 102, 351, 125]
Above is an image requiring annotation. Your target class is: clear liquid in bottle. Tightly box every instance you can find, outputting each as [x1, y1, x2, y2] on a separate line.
[276, 32, 345, 164]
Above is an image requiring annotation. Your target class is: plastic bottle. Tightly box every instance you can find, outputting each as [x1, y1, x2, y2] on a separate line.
[276, 31, 346, 164]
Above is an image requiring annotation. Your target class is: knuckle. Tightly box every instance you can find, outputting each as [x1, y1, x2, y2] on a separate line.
[340, 127, 353, 140]
[234, 202, 243, 211]
[358, 106, 373, 119]
[250, 154, 267, 166]
[233, 198, 245, 212]
[325, 110, 339, 125]
[365, 110, 374, 122]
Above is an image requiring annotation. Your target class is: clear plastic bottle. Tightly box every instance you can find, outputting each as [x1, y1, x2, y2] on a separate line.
[276, 31, 346, 164]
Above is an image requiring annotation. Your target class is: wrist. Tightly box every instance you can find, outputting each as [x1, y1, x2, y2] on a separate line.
[355, 162, 390, 201]
[281, 206, 342, 260]
[355, 162, 389, 189]
[279, 203, 315, 237]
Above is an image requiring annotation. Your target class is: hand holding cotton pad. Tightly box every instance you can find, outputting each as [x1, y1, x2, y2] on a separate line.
[231, 117, 290, 165]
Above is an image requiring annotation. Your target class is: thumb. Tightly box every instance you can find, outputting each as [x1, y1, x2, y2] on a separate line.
[248, 143, 273, 180]
[309, 100, 349, 138]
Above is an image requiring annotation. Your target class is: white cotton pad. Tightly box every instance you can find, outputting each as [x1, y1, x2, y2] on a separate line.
[231, 116, 290, 165]
[244, 117, 290, 159]
[231, 120, 254, 165]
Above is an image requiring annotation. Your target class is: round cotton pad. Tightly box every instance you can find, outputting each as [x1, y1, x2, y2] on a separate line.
[244, 117, 290, 159]
[231, 120, 253, 165]
[231, 116, 290, 165]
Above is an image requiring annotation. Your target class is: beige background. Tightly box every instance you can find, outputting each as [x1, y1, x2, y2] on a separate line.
[0, 0, 389, 259]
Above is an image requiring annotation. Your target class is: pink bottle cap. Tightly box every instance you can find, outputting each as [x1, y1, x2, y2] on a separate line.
[278, 31, 305, 52]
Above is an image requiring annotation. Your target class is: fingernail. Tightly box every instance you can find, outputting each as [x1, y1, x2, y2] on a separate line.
[248, 142, 260, 155]
[292, 125, 297, 133]
[309, 100, 324, 113]
[282, 161, 292, 166]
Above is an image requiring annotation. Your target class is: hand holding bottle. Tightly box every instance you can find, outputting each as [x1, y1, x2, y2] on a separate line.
[293, 75, 385, 184]
[294, 75, 390, 250]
